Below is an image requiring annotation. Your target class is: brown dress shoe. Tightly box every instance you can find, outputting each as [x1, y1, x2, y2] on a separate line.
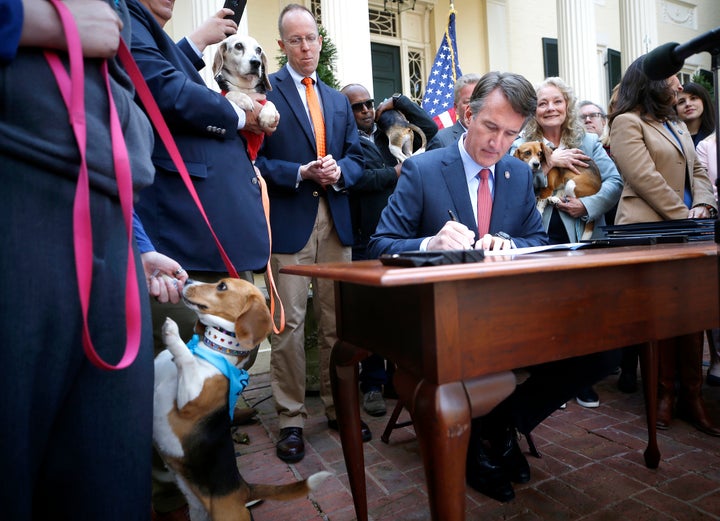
[276, 427, 304, 463]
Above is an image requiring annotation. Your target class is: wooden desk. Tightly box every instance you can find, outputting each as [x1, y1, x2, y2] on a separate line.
[282, 243, 719, 521]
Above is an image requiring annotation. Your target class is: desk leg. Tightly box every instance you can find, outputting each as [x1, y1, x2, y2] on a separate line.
[329, 340, 369, 521]
[411, 378, 471, 521]
[639, 341, 660, 469]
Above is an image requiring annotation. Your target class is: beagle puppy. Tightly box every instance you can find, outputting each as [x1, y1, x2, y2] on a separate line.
[154, 278, 330, 521]
[213, 34, 280, 159]
[376, 108, 427, 163]
[514, 140, 601, 238]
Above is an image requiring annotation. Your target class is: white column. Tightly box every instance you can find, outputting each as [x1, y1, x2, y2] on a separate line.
[619, 0, 658, 72]
[320, 0, 374, 92]
[486, 0, 509, 72]
[557, 0, 599, 103]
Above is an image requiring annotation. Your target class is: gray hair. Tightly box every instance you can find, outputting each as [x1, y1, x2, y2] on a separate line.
[578, 100, 606, 117]
[467, 71, 537, 120]
[453, 73, 482, 105]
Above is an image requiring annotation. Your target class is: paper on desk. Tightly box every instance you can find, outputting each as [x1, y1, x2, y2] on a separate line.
[483, 242, 589, 256]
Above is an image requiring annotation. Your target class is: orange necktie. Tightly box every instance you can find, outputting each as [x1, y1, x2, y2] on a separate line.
[301, 77, 326, 157]
[477, 168, 492, 236]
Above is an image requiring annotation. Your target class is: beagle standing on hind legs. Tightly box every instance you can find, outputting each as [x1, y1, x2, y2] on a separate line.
[154, 278, 330, 521]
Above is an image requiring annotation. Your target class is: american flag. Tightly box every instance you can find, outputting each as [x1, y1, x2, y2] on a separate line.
[422, 6, 462, 129]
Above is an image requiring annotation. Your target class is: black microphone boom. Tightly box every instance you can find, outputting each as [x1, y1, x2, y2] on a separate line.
[643, 26, 720, 80]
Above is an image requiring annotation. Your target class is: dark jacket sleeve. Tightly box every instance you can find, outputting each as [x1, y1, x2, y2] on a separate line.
[0, 0, 23, 63]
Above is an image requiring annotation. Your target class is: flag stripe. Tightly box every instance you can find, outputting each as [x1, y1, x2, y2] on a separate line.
[422, 7, 462, 129]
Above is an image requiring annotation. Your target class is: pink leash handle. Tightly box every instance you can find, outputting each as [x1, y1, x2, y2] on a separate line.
[45, 0, 140, 370]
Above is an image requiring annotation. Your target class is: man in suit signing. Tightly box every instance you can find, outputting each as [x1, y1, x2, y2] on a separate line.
[369, 72, 619, 503]
[255, 4, 365, 464]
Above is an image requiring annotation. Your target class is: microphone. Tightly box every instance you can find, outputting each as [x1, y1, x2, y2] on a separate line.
[643, 26, 720, 80]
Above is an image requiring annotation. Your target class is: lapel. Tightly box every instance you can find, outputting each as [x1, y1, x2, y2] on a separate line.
[274, 67, 316, 149]
[647, 118, 685, 156]
[491, 157, 514, 225]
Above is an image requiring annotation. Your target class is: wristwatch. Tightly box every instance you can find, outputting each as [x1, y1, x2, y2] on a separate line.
[694, 203, 718, 218]
[391, 93, 402, 105]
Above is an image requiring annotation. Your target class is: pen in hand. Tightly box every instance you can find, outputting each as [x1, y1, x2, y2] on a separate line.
[448, 209, 458, 222]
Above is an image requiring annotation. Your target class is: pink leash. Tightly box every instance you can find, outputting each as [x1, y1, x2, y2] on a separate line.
[45, 0, 284, 371]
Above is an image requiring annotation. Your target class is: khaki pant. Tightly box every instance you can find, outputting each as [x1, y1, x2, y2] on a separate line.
[267, 198, 350, 429]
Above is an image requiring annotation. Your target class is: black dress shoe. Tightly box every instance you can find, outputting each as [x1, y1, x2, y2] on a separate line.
[327, 419, 372, 442]
[276, 427, 304, 463]
[498, 431, 531, 484]
[466, 442, 515, 502]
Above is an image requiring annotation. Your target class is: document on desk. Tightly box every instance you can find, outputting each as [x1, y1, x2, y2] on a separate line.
[483, 242, 589, 256]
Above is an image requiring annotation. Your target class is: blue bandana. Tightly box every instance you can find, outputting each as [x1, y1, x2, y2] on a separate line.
[186, 335, 249, 420]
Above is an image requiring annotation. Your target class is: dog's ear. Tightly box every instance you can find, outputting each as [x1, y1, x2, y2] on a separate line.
[212, 41, 227, 77]
[541, 142, 554, 162]
[513, 147, 522, 159]
[260, 51, 272, 92]
[234, 293, 273, 348]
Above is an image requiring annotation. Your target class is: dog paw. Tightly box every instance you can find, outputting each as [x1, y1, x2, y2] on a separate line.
[226, 91, 254, 111]
[162, 317, 180, 344]
[258, 101, 279, 131]
[547, 196, 562, 206]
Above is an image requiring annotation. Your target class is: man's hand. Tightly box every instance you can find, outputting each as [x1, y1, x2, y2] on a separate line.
[474, 234, 514, 251]
[427, 221, 476, 251]
[301, 155, 341, 187]
[188, 8, 237, 52]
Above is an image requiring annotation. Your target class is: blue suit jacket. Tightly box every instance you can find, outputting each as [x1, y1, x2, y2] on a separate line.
[128, 0, 269, 272]
[255, 66, 364, 253]
[368, 144, 549, 257]
[426, 120, 466, 151]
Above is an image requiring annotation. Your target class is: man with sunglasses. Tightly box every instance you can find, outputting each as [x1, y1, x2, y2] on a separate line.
[341, 84, 437, 416]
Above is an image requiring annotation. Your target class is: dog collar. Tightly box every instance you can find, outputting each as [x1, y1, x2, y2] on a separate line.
[187, 335, 249, 420]
[202, 325, 252, 357]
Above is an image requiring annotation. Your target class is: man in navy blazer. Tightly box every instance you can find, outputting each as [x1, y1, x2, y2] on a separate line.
[254, 4, 364, 464]
[368, 72, 619, 504]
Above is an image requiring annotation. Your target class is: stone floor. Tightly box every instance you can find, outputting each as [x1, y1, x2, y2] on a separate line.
[235, 357, 720, 521]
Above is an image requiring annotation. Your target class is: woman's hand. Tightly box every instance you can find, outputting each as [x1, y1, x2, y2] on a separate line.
[140, 251, 188, 304]
[549, 148, 590, 174]
[555, 196, 588, 218]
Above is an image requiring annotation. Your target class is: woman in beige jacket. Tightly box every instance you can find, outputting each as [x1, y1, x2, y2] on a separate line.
[609, 55, 719, 437]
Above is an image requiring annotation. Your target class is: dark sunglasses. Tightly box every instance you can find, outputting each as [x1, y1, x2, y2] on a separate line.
[351, 99, 374, 112]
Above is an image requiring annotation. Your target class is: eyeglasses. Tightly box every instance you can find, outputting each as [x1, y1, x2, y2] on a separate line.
[351, 99, 374, 112]
[580, 112, 605, 120]
[283, 34, 320, 47]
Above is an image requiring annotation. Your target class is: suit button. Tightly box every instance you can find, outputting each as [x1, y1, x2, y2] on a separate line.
[220, 128, 226, 135]
[312, 191, 320, 197]
[206, 125, 213, 132]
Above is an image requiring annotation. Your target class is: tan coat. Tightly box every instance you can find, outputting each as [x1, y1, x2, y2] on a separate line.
[609, 110, 716, 224]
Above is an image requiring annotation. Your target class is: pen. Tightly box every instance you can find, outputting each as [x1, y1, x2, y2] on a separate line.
[448, 209, 458, 222]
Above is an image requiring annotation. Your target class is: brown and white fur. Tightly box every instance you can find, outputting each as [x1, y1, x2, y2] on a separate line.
[212, 34, 279, 134]
[376, 109, 427, 163]
[514, 140, 602, 239]
[154, 278, 330, 521]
